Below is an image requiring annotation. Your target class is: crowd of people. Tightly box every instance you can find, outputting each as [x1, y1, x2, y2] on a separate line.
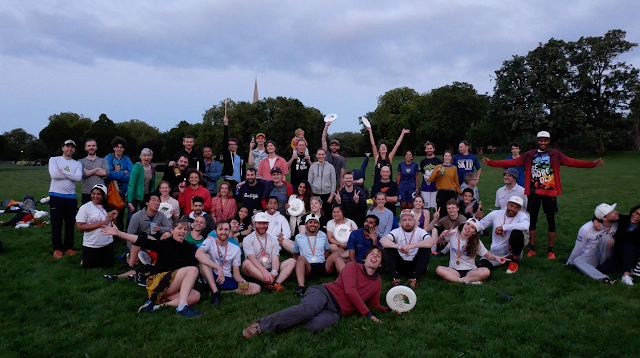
[46, 119, 640, 334]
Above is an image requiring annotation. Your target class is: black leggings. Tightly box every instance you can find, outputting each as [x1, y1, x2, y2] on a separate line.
[385, 248, 431, 280]
[527, 193, 557, 232]
[436, 190, 457, 215]
[478, 230, 525, 268]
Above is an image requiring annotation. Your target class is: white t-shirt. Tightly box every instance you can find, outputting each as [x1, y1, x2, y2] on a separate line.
[568, 221, 619, 263]
[75, 202, 113, 248]
[385, 227, 431, 261]
[444, 228, 488, 271]
[201, 238, 242, 277]
[495, 184, 527, 210]
[294, 232, 330, 263]
[326, 218, 358, 236]
[476, 209, 530, 252]
[243, 231, 281, 269]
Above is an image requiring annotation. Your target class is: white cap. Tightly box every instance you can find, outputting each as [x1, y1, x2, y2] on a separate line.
[595, 203, 617, 220]
[91, 184, 107, 195]
[254, 212, 269, 222]
[537, 131, 550, 139]
[508, 196, 524, 207]
[465, 218, 482, 232]
[305, 213, 320, 224]
[399, 209, 415, 219]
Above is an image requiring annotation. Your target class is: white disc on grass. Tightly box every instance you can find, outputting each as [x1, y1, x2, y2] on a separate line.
[386, 286, 417, 313]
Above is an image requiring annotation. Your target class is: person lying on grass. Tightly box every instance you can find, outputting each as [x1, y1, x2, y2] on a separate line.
[195, 220, 261, 306]
[435, 218, 510, 285]
[101, 219, 203, 318]
[241, 212, 296, 292]
[242, 246, 393, 338]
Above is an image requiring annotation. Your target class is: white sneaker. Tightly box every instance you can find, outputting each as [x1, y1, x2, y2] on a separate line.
[138, 251, 152, 265]
[621, 275, 634, 286]
[463, 280, 483, 285]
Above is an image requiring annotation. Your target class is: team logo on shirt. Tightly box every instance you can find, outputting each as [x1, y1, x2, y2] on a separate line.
[405, 168, 411, 173]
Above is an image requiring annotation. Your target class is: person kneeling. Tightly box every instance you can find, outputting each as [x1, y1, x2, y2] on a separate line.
[379, 209, 436, 289]
[293, 214, 330, 296]
[101, 219, 202, 318]
[435, 218, 509, 285]
[242, 246, 391, 338]
[196, 220, 261, 305]
[241, 213, 296, 291]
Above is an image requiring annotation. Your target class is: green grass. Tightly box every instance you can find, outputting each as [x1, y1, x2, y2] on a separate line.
[1, 151, 640, 358]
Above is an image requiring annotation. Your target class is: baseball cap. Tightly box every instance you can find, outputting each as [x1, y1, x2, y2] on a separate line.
[330, 139, 340, 145]
[254, 212, 269, 222]
[270, 167, 283, 174]
[504, 168, 519, 180]
[595, 203, 617, 220]
[465, 218, 482, 232]
[508, 196, 524, 207]
[256, 133, 265, 138]
[92, 184, 107, 195]
[305, 213, 320, 223]
[399, 209, 415, 219]
[64, 139, 76, 146]
[537, 131, 550, 139]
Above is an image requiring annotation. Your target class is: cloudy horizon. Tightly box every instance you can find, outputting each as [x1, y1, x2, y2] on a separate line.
[1, 0, 639, 138]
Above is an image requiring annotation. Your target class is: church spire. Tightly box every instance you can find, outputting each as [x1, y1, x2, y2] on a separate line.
[253, 75, 259, 104]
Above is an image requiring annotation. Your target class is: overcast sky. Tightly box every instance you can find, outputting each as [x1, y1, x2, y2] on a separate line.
[1, 0, 639, 138]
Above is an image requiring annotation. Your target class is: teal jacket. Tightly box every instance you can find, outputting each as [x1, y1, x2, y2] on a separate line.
[127, 162, 156, 202]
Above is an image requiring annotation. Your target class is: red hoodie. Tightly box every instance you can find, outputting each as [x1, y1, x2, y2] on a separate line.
[325, 262, 389, 317]
[178, 185, 213, 215]
[486, 148, 596, 197]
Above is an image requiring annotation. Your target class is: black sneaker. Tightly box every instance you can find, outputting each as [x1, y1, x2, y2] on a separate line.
[601, 278, 616, 285]
[104, 274, 118, 281]
[133, 272, 147, 287]
[294, 286, 306, 297]
[211, 292, 222, 305]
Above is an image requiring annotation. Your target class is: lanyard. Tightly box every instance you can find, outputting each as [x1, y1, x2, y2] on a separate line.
[216, 242, 228, 268]
[306, 234, 318, 257]
[456, 232, 468, 261]
[402, 230, 416, 246]
[257, 235, 268, 256]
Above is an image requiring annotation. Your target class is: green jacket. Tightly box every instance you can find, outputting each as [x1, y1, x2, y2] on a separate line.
[127, 162, 156, 202]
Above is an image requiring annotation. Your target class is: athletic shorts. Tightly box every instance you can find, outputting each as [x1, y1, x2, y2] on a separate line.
[309, 262, 328, 277]
[212, 271, 239, 290]
[147, 270, 178, 304]
[421, 191, 437, 209]
[456, 269, 470, 278]
[81, 243, 114, 269]
[398, 186, 415, 203]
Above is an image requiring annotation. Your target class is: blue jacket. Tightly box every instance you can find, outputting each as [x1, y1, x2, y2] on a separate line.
[104, 153, 133, 196]
[202, 158, 223, 195]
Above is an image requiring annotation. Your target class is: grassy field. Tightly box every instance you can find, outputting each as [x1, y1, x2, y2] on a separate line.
[1, 151, 639, 358]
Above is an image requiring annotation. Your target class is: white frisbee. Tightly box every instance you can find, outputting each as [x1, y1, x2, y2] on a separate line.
[411, 192, 417, 199]
[287, 198, 305, 217]
[361, 116, 371, 128]
[159, 203, 173, 219]
[386, 285, 417, 313]
[333, 224, 352, 243]
[324, 114, 338, 123]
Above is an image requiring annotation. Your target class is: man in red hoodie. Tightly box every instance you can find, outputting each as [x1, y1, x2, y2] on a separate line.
[482, 131, 603, 259]
[242, 246, 392, 337]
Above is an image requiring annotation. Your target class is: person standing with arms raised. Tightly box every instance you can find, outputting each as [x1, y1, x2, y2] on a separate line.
[366, 126, 410, 185]
[482, 131, 603, 259]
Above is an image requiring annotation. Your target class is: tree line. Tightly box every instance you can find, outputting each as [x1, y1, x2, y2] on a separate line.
[2, 29, 639, 163]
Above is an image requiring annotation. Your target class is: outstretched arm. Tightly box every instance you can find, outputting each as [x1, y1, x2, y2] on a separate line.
[366, 127, 379, 162]
[388, 129, 410, 162]
[321, 122, 330, 151]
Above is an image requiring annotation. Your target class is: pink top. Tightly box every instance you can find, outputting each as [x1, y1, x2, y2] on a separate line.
[211, 196, 237, 222]
[257, 156, 289, 181]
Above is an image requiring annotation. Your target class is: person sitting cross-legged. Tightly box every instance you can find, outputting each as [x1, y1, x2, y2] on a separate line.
[196, 220, 261, 305]
[435, 218, 509, 285]
[241, 213, 296, 291]
[101, 219, 203, 318]
[379, 209, 436, 289]
[293, 214, 331, 297]
[242, 246, 393, 338]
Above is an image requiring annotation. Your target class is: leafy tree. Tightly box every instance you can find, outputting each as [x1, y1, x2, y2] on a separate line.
[567, 30, 640, 152]
[1, 128, 36, 161]
[115, 119, 161, 159]
[79, 114, 118, 157]
[39, 112, 92, 156]
[327, 132, 365, 157]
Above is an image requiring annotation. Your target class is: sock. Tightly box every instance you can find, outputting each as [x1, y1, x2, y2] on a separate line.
[530, 245, 536, 252]
[548, 246, 554, 253]
[177, 302, 188, 311]
[512, 258, 519, 264]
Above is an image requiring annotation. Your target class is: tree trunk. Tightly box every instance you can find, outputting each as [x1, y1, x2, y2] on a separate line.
[598, 140, 607, 153]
